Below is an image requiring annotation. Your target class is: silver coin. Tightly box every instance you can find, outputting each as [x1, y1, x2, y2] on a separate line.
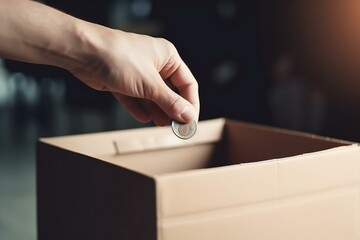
[171, 120, 197, 140]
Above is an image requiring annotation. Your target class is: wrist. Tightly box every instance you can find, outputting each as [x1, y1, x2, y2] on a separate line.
[62, 19, 115, 73]
[52, 19, 98, 71]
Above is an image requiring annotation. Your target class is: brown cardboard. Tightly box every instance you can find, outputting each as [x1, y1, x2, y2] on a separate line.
[37, 118, 360, 240]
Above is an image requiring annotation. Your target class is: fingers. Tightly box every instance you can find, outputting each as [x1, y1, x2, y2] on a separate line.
[112, 93, 170, 126]
[167, 62, 200, 119]
[142, 100, 171, 126]
[112, 93, 151, 123]
[98, 59, 199, 125]
[159, 56, 200, 122]
[150, 78, 198, 124]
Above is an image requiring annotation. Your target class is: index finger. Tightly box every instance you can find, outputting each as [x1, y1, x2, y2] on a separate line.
[161, 60, 200, 120]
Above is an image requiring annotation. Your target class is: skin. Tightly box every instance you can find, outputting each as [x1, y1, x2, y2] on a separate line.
[0, 0, 200, 126]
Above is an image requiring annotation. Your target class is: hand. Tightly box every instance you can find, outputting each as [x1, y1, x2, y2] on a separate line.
[69, 27, 199, 126]
[0, 0, 199, 126]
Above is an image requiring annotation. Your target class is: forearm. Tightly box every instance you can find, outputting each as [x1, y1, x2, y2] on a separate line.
[0, 0, 199, 124]
[0, 0, 102, 70]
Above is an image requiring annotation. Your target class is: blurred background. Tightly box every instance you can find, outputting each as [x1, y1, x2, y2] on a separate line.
[1, 0, 360, 239]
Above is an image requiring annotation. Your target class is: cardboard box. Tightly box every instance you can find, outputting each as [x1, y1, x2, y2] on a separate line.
[37, 118, 360, 240]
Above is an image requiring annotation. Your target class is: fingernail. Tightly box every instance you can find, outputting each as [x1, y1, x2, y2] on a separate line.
[180, 106, 195, 122]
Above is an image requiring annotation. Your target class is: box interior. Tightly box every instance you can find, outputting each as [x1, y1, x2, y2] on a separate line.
[42, 119, 352, 177]
[99, 119, 351, 176]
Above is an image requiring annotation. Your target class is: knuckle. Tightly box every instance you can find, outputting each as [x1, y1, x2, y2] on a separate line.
[168, 95, 182, 114]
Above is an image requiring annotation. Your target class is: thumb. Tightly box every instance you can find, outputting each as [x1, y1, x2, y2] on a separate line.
[152, 82, 197, 123]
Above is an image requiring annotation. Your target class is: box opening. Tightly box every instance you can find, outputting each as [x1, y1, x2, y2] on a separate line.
[99, 120, 350, 176]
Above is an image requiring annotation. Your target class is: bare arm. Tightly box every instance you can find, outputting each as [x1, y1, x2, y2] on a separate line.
[0, 0, 199, 125]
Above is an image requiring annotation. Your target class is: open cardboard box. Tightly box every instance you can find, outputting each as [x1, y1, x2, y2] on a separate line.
[37, 118, 360, 240]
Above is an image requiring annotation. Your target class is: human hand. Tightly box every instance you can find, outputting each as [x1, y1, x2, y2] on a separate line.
[69, 26, 199, 126]
[0, 0, 199, 126]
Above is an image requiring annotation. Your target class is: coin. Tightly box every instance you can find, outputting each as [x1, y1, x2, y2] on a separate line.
[171, 120, 197, 140]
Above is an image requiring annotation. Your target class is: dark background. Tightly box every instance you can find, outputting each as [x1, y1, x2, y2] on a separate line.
[1, 1, 360, 239]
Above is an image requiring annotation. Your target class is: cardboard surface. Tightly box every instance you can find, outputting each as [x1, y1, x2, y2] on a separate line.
[37, 118, 360, 240]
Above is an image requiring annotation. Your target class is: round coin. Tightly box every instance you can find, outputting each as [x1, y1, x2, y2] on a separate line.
[171, 120, 197, 140]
